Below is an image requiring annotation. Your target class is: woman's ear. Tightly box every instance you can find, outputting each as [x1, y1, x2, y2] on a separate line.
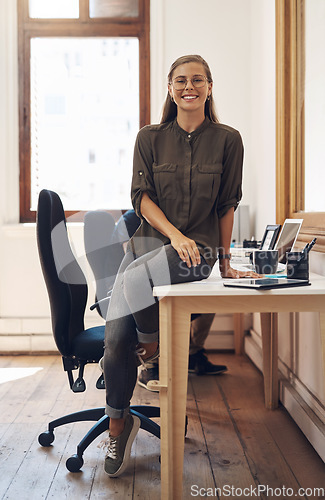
[168, 85, 175, 103]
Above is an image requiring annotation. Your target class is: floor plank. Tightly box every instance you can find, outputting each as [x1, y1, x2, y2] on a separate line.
[0, 354, 324, 500]
[212, 353, 325, 500]
[190, 372, 259, 498]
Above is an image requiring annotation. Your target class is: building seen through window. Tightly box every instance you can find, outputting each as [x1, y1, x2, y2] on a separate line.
[31, 37, 139, 211]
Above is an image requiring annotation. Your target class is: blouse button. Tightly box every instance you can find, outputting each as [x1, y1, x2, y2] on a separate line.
[139, 171, 143, 175]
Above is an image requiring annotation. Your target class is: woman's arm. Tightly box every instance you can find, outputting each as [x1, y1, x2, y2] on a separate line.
[140, 192, 200, 268]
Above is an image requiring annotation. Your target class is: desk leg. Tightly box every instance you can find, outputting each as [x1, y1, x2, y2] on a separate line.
[159, 297, 191, 500]
[260, 312, 279, 409]
[234, 313, 245, 354]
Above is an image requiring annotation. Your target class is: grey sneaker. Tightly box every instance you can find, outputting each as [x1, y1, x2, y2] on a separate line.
[135, 346, 160, 367]
[100, 414, 140, 477]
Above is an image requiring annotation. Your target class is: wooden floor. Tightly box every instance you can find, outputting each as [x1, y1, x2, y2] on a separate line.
[0, 353, 324, 500]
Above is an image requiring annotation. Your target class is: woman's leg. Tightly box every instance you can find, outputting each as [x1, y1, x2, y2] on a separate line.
[103, 251, 139, 421]
[123, 244, 212, 344]
[104, 244, 211, 420]
[102, 244, 211, 476]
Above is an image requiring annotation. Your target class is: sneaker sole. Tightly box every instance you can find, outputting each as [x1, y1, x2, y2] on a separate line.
[137, 379, 159, 392]
[105, 415, 141, 478]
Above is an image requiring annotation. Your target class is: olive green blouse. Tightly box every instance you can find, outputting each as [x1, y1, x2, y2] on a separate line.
[129, 117, 243, 267]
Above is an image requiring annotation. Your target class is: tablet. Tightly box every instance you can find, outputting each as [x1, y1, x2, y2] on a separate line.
[223, 278, 310, 290]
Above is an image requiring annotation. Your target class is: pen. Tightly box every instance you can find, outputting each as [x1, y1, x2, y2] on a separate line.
[302, 242, 309, 254]
[305, 237, 317, 254]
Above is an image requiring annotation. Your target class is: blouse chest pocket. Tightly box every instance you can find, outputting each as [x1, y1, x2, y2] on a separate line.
[152, 163, 177, 200]
[196, 163, 223, 200]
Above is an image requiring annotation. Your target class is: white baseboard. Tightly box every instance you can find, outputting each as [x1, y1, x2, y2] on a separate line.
[280, 379, 325, 461]
[204, 330, 236, 350]
[245, 332, 325, 461]
[0, 333, 57, 353]
[0, 316, 104, 353]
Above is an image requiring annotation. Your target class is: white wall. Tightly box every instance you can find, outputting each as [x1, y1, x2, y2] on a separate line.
[0, 0, 275, 340]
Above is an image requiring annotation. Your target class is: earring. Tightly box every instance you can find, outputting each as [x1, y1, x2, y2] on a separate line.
[207, 95, 210, 101]
[170, 95, 174, 102]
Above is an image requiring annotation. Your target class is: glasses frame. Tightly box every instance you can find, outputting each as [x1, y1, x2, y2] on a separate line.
[170, 75, 210, 91]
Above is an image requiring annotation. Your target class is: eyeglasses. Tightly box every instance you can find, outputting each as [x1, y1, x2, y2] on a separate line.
[170, 75, 209, 91]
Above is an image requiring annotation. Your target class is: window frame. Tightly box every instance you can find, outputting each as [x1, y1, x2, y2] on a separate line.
[18, 0, 150, 222]
[275, 0, 325, 252]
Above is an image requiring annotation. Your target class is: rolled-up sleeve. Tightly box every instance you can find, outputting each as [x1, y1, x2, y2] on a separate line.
[131, 128, 158, 218]
[217, 130, 243, 218]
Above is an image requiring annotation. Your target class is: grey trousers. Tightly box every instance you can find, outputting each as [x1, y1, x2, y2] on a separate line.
[189, 313, 216, 355]
[103, 243, 212, 419]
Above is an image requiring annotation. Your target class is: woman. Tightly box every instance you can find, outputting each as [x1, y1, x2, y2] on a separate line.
[100, 54, 258, 477]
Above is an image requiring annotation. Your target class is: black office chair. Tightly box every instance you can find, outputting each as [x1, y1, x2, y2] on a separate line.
[83, 210, 125, 319]
[36, 189, 160, 472]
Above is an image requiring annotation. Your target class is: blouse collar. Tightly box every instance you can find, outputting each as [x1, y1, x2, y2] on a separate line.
[172, 116, 210, 139]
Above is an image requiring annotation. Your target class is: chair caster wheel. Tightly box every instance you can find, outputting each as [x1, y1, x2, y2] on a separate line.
[38, 431, 55, 447]
[66, 454, 84, 472]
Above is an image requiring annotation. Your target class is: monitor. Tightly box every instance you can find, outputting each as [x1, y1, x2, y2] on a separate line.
[274, 219, 303, 263]
[259, 224, 281, 250]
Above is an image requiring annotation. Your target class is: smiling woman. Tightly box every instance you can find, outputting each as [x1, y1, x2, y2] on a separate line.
[98, 54, 258, 480]
[161, 54, 218, 124]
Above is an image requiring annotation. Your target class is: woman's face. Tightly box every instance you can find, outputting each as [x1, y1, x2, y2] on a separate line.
[168, 62, 212, 115]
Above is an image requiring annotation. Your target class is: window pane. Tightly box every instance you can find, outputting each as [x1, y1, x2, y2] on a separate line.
[30, 38, 139, 211]
[29, 0, 79, 18]
[304, 0, 325, 211]
[89, 0, 138, 18]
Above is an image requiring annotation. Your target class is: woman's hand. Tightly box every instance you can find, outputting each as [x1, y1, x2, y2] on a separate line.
[170, 233, 201, 268]
[140, 193, 200, 267]
[220, 265, 262, 279]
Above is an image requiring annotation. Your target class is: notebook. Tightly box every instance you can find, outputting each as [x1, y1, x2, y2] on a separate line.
[223, 278, 310, 290]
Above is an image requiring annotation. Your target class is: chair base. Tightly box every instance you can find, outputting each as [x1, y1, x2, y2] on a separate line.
[38, 405, 160, 472]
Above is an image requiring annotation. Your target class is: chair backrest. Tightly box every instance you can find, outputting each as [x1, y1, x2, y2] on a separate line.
[37, 189, 88, 356]
[84, 210, 125, 318]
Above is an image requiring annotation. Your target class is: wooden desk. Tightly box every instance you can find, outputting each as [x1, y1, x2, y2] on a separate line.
[153, 274, 325, 500]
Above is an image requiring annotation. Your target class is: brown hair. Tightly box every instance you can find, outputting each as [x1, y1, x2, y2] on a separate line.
[160, 55, 219, 124]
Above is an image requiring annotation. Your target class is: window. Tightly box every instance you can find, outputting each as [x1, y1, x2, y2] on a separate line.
[18, 0, 150, 222]
[276, 0, 325, 251]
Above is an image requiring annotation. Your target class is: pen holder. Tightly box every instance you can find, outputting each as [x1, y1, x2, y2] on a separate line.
[286, 251, 309, 280]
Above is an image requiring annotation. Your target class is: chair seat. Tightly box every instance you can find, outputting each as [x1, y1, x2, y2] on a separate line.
[70, 325, 105, 361]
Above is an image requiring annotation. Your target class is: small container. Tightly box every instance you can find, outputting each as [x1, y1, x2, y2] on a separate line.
[286, 251, 309, 280]
[253, 250, 279, 274]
